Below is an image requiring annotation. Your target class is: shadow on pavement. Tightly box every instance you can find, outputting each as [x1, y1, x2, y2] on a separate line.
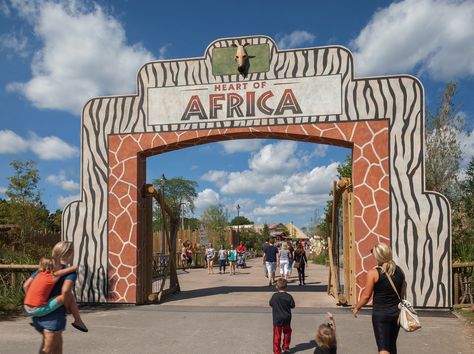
[288, 340, 316, 353]
[162, 283, 326, 303]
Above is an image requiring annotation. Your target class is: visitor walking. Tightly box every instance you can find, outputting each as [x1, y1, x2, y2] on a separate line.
[228, 244, 237, 275]
[218, 245, 227, 274]
[352, 243, 406, 354]
[294, 244, 308, 286]
[24, 241, 87, 354]
[264, 239, 279, 286]
[279, 242, 291, 280]
[205, 243, 215, 275]
[269, 278, 295, 354]
[287, 243, 295, 277]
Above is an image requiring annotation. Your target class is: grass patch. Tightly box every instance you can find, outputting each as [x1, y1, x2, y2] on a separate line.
[454, 306, 474, 325]
[310, 252, 329, 266]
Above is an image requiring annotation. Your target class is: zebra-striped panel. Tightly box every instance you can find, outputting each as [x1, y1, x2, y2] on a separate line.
[62, 35, 451, 307]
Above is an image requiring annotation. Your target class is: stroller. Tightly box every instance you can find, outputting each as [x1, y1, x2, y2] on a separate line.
[237, 251, 246, 268]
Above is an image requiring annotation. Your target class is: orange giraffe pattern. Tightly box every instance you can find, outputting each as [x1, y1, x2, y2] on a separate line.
[108, 121, 389, 303]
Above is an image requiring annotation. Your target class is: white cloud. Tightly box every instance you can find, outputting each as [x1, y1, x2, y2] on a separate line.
[29, 133, 78, 160]
[194, 188, 221, 215]
[219, 140, 262, 154]
[276, 30, 316, 49]
[0, 32, 28, 57]
[459, 129, 474, 166]
[351, 0, 474, 80]
[0, 0, 10, 16]
[0, 129, 77, 160]
[0, 130, 29, 153]
[0, 186, 7, 194]
[7, 0, 153, 114]
[201, 170, 229, 187]
[266, 163, 338, 206]
[47, 172, 79, 191]
[158, 44, 169, 59]
[57, 193, 80, 208]
[311, 145, 328, 158]
[249, 141, 300, 175]
[221, 170, 285, 195]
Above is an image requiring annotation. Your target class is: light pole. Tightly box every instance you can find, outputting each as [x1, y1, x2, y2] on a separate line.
[158, 174, 167, 254]
[236, 204, 240, 244]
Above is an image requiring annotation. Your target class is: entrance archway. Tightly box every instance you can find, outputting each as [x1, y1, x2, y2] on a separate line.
[62, 36, 451, 307]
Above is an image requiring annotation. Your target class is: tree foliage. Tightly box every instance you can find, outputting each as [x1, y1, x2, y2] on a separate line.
[425, 82, 463, 203]
[4, 160, 50, 232]
[201, 204, 228, 246]
[152, 177, 198, 231]
[230, 215, 253, 226]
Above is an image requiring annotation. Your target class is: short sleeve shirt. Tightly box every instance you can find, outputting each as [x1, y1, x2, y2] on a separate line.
[264, 245, 279, 263]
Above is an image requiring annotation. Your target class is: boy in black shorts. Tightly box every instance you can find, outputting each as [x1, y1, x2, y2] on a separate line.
[269, 278, 295, 354]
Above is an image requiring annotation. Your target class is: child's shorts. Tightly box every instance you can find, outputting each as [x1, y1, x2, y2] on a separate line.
[24, 297, 61, 317]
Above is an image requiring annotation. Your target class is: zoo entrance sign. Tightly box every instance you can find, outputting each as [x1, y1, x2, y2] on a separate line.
[148, 75, 342, 125]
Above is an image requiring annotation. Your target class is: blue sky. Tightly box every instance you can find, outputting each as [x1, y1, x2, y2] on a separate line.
[0, 0, 473, 229]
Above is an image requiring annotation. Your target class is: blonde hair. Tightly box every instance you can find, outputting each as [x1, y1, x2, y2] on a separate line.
[52, 241, 74, 264]
[316, 323, 336, 349]
[372, 242, 396, 276]
[38, 257, 54, 273]
[282, 242, 288, 250]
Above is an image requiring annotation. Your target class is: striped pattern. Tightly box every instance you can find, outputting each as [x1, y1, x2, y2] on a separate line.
[63, 36, 451, 307]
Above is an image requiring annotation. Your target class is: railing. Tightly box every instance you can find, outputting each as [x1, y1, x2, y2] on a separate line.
[0, 264, 37, 301]
[453, 261, 474, 306]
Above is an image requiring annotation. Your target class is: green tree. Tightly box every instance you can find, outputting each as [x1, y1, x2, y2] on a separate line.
[425, 82, 463, 202]
[230, 215, 253, 226]
[6, 160, 40, 204]
[337, 155, 352, 179]
[461, 157, 474, 219]
[201, 205, 228, 247]
[152, 177, 198, 231]
[5, 160, 49, 232]
[238, 227, 264, 251]
[262, 224, 270, 240]
[47, 209, 62, 232]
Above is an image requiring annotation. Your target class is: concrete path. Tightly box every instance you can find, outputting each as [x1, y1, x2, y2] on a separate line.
[1, 257, 473, 353]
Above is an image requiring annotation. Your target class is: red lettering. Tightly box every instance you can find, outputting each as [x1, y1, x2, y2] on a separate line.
[257, 91, 274, 115]
[226, 93, 244, 118]
[209, 94, 225, 119]
[181, 95, 208, 120]
[274, 89, 302, 115]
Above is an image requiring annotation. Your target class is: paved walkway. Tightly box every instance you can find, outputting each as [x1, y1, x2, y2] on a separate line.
[1, 257, 473, 353]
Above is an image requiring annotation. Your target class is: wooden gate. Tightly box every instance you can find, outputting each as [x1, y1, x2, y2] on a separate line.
[139, 184, 180, 303]
[327, 178, 356, 306]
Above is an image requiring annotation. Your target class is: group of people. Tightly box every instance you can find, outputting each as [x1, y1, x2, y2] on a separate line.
[204, 241, 247, 275]
[269, 242, 406, 354]
[263, 239, 308, 287]
[23, 239, 407, 354]
[22, 241, 87, 353]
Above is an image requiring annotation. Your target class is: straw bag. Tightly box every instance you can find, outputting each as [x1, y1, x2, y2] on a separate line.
[385, 270, 422, 332]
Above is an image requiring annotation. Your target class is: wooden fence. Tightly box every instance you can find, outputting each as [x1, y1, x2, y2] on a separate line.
[453, 261, 474, 306]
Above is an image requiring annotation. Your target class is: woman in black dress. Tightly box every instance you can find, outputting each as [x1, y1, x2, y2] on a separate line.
[294, 244, 308, 286]
[352, 243, 406, 354]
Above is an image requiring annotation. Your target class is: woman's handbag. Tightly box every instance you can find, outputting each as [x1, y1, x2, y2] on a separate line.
[293, 254, 303, 269]
[385, 270, 422, 332]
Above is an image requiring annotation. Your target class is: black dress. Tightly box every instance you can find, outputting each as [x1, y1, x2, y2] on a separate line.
[372, 266, 405, 354]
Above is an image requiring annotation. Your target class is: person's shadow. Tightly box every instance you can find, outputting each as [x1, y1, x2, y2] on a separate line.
[288, 340, 316, 353]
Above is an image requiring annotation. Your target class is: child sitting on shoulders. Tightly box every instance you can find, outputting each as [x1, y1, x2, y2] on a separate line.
[314, 312, 337, 354]
[23, 257, 88, 332]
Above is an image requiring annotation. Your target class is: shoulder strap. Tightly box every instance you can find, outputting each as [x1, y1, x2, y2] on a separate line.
[376, 266, 400, 300]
